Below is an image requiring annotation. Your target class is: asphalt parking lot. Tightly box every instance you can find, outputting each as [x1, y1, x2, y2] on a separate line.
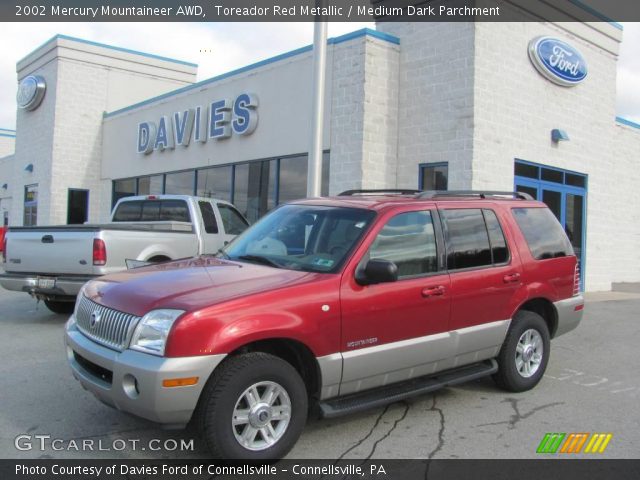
[0, 286, 638, 460]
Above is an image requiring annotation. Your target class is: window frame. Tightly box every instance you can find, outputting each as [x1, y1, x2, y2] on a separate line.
[357, 207, 446, 282]
[439, 207, 512, 273]
[419, 162, 449, 191]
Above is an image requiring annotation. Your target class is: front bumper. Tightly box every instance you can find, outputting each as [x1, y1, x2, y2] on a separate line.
[553, 295, 584, 337]
[65, 317, 226, 426]
[0, 272, 94, 298]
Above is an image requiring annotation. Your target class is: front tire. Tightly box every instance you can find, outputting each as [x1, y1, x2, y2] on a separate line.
[195, 352, 308, 460]
[44, 299, 75, 315]
[493, 310, 550, 392]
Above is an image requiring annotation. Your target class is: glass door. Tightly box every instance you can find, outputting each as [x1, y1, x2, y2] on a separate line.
[514, 161, 587, 290]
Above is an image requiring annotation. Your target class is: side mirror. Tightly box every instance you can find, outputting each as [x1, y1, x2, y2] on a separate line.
[355, 259, 398, 286]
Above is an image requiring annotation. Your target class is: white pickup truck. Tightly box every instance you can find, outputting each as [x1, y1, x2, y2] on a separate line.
[0, 195, 249, 313]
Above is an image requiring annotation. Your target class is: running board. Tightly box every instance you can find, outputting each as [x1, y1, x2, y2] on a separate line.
[319, 359, 498, 419]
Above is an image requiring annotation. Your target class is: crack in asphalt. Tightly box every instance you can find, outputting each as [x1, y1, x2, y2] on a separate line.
[426, 394, 445, 460]
[362, 402, 410, 460]
[424, 394, 446, 480]
[477, 397, 564, 429]
[334, 404, 391, 461]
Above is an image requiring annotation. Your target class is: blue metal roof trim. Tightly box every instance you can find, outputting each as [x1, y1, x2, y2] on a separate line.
[18, 34, 198, 67]
[568, 0, 623, 29]
[615, 116, 640, 129]
[103, 29, 400, 119]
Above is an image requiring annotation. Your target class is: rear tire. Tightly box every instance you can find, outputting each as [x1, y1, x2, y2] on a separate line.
[44, 299, 75, 315]
[493, 310, 550, 392]
[195, 352, 308, 460]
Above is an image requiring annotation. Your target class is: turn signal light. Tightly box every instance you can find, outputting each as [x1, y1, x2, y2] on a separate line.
[162, 377, 199, 388]
[93, 238, 107, 266]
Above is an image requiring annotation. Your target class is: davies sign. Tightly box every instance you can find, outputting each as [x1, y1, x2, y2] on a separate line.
[137, 93, 258, 154]
[528, 36, 588, 87]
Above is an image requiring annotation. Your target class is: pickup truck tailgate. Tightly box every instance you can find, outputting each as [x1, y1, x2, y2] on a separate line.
[5, 227, 98, 275]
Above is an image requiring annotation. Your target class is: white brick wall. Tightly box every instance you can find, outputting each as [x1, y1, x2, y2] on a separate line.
[377, 22, 476, 191]
[329, 36, 400, 194]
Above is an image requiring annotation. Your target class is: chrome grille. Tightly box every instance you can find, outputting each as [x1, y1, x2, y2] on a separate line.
[76, 295, 140, 351]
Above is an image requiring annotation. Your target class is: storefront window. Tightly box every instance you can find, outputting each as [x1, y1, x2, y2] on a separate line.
[138, 175, 163, 196]
[278, 155, 307, 204]
[113, 178, 136, 206]
[23, 184, 38, 227]
[234, 160, 276, 223]
[197, 166, 232, 201]
[165, 171, 195, 195]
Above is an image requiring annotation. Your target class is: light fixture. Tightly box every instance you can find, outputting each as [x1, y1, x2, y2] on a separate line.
[24, 163, 33, 173]
[551, 129, 570, 143]
[1, 184, 7, 190]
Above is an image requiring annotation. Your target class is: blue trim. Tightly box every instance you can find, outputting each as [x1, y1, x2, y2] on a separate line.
[615, 116, 640, 130]
[104, 28, 400, 119]
[567, 0, 623, 30]
[330, 28, 400, 46]
[19, 34, 198, 68]
[0, 133, 16, 138]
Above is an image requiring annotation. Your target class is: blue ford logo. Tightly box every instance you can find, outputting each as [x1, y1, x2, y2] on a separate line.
[528, 36, 587, 87]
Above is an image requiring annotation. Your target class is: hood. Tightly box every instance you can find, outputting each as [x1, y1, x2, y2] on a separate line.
[84, 256, 318, 316]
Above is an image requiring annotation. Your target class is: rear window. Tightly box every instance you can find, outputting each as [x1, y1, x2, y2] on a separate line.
[112, 200, 191, 223]
[512, 207, 573, 260]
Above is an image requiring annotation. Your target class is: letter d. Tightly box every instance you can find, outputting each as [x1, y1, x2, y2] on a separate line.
[137, 122, 157, 154]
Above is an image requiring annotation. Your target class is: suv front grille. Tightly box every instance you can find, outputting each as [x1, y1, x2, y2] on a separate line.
[76, 295, 140, 351]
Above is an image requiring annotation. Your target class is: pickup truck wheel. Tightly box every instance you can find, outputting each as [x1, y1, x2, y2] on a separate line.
[44, 300, 75, 315]
[196, 352, 307, 459]
[493, 310, 550, 392]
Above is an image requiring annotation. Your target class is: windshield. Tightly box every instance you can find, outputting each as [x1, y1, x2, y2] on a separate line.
[219, 204, 376, 273]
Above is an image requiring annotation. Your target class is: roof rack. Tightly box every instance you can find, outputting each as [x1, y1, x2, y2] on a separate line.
[339, 189, 422, 196]
[417, 190, 534, 200]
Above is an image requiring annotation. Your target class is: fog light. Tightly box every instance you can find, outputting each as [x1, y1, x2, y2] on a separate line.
[162, 377, 199, 388]
[122, 374, 140, 398]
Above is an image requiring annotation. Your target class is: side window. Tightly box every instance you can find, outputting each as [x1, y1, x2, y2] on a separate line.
[198, 201, 219, 234]
[219, 204, 249, 235]
[442, 209, 492, 269]
[512, 207, 573, 259]
[369, 210, 438, 278]
[483, 209, 509, 264]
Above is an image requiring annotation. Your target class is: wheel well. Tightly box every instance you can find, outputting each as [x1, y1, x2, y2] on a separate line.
[147, 255, 171, 263]
[229, 339, 321, 400]
[517, 298, 558, 337]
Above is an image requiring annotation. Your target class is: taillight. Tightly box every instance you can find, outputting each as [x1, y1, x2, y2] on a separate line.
[573, 262, 580, 296]
[93, 238, 107, 266]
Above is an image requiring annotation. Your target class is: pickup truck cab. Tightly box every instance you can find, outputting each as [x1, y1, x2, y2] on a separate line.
[64, 190, 583, 459]
[1, 195, 249, 313]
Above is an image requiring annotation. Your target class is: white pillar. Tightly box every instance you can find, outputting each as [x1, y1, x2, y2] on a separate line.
[307, 20, 328, 198]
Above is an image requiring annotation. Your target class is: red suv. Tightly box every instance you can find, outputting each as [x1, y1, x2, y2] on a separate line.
[65, 190, 583, 459]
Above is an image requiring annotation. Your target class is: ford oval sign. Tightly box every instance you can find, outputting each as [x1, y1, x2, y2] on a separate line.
[528, 36, 588, 87]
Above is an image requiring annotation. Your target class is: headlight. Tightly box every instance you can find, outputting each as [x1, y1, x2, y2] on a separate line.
[130, 309, 185, 356]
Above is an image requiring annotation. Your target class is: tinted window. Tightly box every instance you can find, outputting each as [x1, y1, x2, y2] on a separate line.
[138, 175, 163, 195]
[112, 200, 191, 223]
[442, 209, 491, 269]
[219, 204, 249, 235]
[165, 171, 195, 195]
[199, 201, 218, 234]
[514, 162, 539, 179]
[112, 201, 142, 221]
[197, 166, 232, 202]
[369, 211, 437, 278]
[421, 163, 448, 190]
[112, 179, 136, 207]
[483, 209, 509, 264]
[513, 207, 573, 260]
[160, 200, 191, 222]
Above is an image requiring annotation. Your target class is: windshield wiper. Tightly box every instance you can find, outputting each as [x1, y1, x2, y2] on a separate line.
[236, 254, 282, 268]
[215, 248, 230, 259]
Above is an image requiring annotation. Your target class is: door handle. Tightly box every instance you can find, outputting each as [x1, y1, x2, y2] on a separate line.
[503, 273, 521, 284]
[422, 285, 445, 298]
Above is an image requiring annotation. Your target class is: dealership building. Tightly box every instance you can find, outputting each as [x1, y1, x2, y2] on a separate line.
[0, 13, 639, 291]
